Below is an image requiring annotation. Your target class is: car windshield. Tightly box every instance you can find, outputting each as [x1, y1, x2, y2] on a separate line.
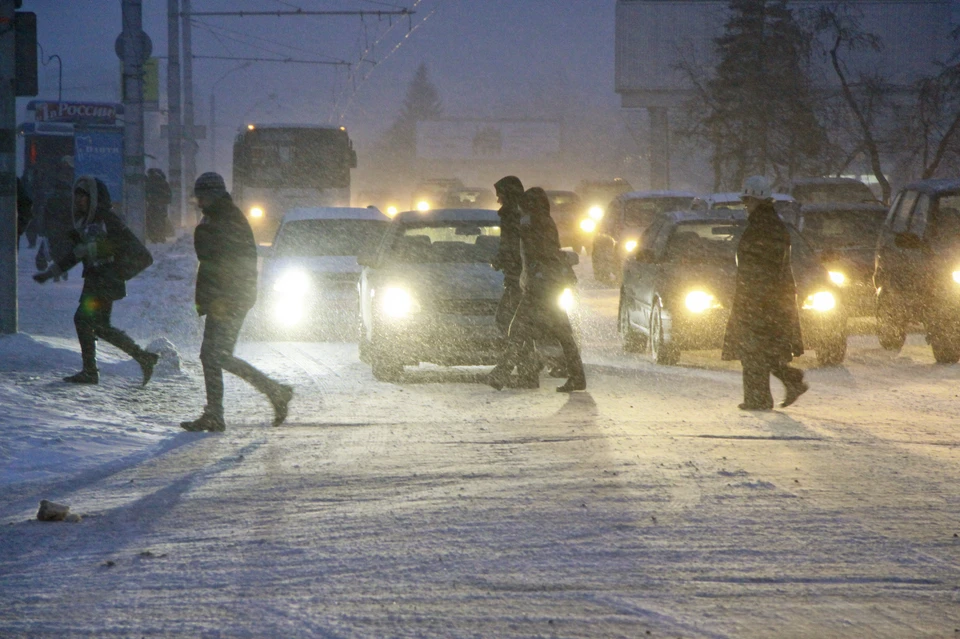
[662, 221, 742, 264]
[792, 183, 877, 204]
[388, 222, 501, 263]
[798, 209, 887, 250]
[274, 219, 388, 257]
[625, 197, 695, 228]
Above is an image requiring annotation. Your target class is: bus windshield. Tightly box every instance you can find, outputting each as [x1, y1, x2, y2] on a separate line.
[235, 128, 353, 190]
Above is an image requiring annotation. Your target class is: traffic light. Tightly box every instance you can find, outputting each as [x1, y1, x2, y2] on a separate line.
[15, 11, 37, 97]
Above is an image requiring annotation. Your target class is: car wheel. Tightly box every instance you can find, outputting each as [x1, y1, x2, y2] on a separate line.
[930, 330, 960, 364]
[618, 294, 646, 353]
[877, 292, 906, 351]
[650, 305, 679, 365]
[816, 332, 847, 366]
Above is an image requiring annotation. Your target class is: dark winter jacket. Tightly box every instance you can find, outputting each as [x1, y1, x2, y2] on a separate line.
[519, 187, 575, 297]
[54, 178, 142, 302]
[493, 202, 523, 282]
[194, 194, 258, 317]
[145, 170, 172, 208]
[721, 200, 804, 362]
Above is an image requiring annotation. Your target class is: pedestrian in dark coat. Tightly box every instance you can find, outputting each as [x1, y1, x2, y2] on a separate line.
[489, 175, 540, 387]
[33, 176, 159, 385]
[145, 168, 173, 243]
[181, 172, 293, 433]
[487, 187, 586, 393]
[721, 175, 807, 410]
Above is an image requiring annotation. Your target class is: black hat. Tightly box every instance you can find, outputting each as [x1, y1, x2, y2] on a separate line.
[494, 175, 524, 198]
[194, 172, 227, 199]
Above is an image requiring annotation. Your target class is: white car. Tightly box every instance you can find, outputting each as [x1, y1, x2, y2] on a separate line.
[691, 192, 800, 225]
[255, 206, 390, 340]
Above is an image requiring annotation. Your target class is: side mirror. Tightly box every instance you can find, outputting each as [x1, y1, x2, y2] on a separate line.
[894, 232, 925, 250]
[561, 250, 580, 266]
[635, 248, 655, 263]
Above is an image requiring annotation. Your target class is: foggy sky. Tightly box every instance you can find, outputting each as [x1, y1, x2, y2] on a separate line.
[19, 0, 619, 179]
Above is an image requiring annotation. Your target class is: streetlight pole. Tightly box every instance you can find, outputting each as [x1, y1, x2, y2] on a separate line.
[209, 61, 251, 172]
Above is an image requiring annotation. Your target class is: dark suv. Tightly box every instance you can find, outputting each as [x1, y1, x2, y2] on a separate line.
[873, 179, 960, 362]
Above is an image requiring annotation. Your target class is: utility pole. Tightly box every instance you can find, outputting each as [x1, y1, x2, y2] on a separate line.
[167, 0, 182, 230]
[181, 0, 197, 226]
[0, 0, 16, 334]
[120, 0, 147, 240]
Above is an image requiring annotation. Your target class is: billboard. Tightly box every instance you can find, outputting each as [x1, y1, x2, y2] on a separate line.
[417, 120, 561, 161]
[74, 128, 125, 204]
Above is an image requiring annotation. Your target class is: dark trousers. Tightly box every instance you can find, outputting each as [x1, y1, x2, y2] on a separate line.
[498, 289, 584, 382]
[495, 280, 540, 380]
[740, 350, 804, 408]
[74, 294, 147, 370]
[200, 310, 279, 416]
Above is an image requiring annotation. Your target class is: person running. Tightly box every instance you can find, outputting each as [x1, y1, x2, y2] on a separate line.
[180, 172, 293, 432]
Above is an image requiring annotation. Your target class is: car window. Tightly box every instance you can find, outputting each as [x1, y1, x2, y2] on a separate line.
[661, 221, 741, 264]
[892, 191, 918, 233]
[638, 218, 664, 254]
[909, 195, 930, 236]
[387, 223, 501, 263]
[274, 219, 388, 257]
[623, 197, 694, 228]
[798, 208, 888, 250]
[929, 195, 960, 248]
[792, 182, 877, 204]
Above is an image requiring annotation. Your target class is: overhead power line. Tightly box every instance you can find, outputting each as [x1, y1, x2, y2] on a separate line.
[185, 9, 413, 18]
[192, 54, 350, 66]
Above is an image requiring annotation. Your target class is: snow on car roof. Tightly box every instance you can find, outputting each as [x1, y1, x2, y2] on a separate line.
[798, 202, 888, 214]
[667, 209, 747, 224]
[703, 192, 797, 204]
[282, 207, 391, 223]
[900, 178, 960, 195]
[394, 208, 501, 224]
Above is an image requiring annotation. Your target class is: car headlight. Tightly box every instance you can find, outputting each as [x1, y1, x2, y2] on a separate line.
[558, 287, 576, 313]
[249, 206, 264, 219]
[273, 269, 310, 295]
[379, 286, 419, 318]
[588, 205, 604, 221]
[386, 206, 398, 217]
[579, 218, 597, 233]
[416, 200, 431, 212]
[685, 290, 720, 313]
[623, 239, 638, 253]
[828, 270, 847, 286]
[802, 291, 836, 312]
[953, 270, 960, 284]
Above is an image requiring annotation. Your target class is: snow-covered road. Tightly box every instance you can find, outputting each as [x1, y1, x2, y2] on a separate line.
[1, 240, 959, 637]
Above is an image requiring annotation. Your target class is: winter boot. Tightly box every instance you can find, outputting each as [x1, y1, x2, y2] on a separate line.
[780, 381, 809, 408]
[738, 402, 773, 411]
[556, 376, 586, 393]
[180, 411, 226, 432]
[137, 351, 160, 387]
[268, 384, 294, 427]
[486, 364, 512, 391]
[63, 369, 99, 384]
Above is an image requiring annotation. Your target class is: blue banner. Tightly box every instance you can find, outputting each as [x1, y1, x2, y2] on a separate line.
[73, 128, 124, 205]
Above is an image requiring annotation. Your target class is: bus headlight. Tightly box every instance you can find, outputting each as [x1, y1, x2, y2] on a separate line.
[828, 270, 847, 286]
[802, 291, 836, 312]
[380, 287, 419, 318]
[588, 205, 604, 221]
[685, 290, 719, 313]
[623, 239, 638, 253]
[579, 218, 596, 233]
[250, 206, 265, 219]
[558, 288, 576, 313]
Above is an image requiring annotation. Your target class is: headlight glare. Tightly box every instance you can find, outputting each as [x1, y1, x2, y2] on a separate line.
[386, 205, 398, 217]
[250, 206, 264, 219]
[558, 288, 576, 313]
[685, 290, 718, 313]
[623, 239, 638, 253]
[273, 269, 310, 295]
[588, 206, 604, 221]
[828, 270, 846, 286]
[579, 218, 597, 233]
[416, 200, 430, 212]
[380, 287, 419, 318]
[953, 270, 960, 284]
[803, 291, 836, 312]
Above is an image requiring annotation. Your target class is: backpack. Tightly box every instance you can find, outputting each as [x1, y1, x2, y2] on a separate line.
[113, 225, 154, 280]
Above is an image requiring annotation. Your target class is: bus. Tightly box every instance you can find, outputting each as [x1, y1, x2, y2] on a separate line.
[232, 123, 358, 244]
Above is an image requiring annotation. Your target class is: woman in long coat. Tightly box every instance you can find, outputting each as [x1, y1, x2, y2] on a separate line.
[721, 176, 807, 410]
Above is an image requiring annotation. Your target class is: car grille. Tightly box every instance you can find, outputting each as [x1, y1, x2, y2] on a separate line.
[432, 299, 499, 315]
